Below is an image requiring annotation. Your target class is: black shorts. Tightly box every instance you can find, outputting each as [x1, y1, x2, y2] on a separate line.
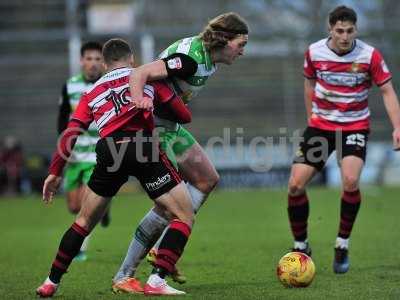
[87, 131, 181, 198]
[293, 126, 369, 171]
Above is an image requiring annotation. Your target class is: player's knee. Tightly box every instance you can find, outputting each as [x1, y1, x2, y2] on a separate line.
[67, 193, 82, 214]
[75, 207, 103, 233]
[153, 205, 171, 220]
[342, 174, 359, 191]
[68, 206, 80, 214]
[288, 176, 306, 196]
[207, 171, 219, 192]
[67, 201, 81, 214]
[160, 208, 175, 221]
[196, 170, 219, 194]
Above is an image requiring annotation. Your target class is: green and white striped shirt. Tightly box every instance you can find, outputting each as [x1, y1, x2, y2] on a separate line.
[159, 36, 217, 103]
[65, 74, 98, 163]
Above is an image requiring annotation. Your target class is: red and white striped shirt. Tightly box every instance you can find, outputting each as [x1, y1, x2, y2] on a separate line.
[72, 67, 159, 136]
[304, 38, 392, 131]
[48, 68, 185, 176]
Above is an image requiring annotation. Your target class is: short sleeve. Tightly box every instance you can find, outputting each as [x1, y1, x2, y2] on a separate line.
[303, 49, 316, 79]
[370, 49, 392, 86]
[162, 53, 198, 79]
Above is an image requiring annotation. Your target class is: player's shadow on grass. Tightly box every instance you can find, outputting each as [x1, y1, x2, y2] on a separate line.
[188, 280, 270, 293]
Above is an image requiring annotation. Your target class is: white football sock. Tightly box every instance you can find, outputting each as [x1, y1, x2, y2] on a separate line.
[335, 237, 349, 249]
[186, 183, 206, 213]
[113, 209, 168, 282]
[45, 277, 58, 286]
[153, 225, 168, 250]
[294, 240, 308, 250]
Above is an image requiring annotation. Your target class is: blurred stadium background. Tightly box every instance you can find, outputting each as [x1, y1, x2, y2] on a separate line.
[2, 2, 400, 299]
[1, 0, 400, 195]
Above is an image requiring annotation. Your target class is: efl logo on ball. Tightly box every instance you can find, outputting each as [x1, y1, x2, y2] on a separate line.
[277, 252, 315, 288]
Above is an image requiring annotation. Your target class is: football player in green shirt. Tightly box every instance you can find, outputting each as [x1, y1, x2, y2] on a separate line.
[112, 12, 248, 293]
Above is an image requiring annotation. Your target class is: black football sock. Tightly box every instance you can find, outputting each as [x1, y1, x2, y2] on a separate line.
[49, 222, 88, 283]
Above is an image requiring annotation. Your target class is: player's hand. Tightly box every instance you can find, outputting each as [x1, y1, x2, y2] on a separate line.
[42, 174, 62, 204]
[393, 128, 400, 151]
[133, 96, 153, 111]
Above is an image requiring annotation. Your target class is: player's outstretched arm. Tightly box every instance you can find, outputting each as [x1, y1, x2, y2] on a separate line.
[129, 54, 197, 110]
[380, 81, 400, 149]
[130, 60, 168, 110]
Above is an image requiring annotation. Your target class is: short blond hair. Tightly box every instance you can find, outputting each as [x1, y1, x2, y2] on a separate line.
[199, 12, 249, 52]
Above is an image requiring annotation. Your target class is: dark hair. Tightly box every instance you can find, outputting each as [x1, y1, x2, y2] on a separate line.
[102, 38, 133, 65]
[199, 12, 249, 51]
[329, 5, 357, 26]
[80, 41, 102, 57]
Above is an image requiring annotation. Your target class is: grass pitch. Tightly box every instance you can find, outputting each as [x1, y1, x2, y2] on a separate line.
[1, 187, 400, 299]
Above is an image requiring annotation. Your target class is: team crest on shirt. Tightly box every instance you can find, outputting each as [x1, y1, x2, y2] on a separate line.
[320, 63, 328, 70]
[181, 90, 193, 103]
[350, 62, 360, 73]
[167, 57, 182, 69]
[295, 148, 304, 158]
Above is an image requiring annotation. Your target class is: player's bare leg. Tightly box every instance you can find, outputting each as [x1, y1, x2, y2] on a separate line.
[74, 187, 112, 231]
[287, 163, 317, 255]
[334, 155, 364, 274]
[154, 182, 194, 226]
[177, 142, 219, 212]
[66, 187, 84, 214]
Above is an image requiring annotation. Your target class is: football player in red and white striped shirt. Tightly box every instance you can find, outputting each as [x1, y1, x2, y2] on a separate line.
[287, 6, 400, 274]
[36, 39, 194, 297]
